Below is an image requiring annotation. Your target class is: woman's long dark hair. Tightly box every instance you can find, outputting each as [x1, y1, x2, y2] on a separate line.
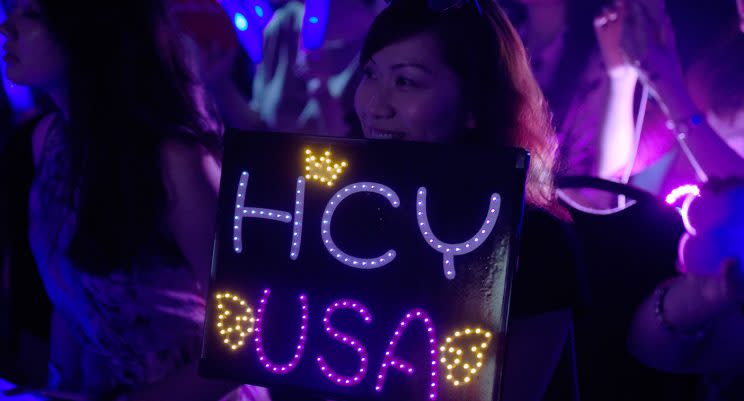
[38, 0, 222, 274]
[361, 0, 567, 218]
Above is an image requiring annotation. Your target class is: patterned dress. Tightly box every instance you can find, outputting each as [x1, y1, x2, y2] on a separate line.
[27, 118, 270, 400]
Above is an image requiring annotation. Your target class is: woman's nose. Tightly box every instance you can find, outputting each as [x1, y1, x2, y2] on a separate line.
[366, 87, 395, 120]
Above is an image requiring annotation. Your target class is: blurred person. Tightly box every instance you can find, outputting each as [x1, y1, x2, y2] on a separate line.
[0, 0, 269, 399]
[619, 2, 744, 400]
[172, 0, 264, 131]
[251, 0, 384, 136]
[686, 27, 744, 161]
[614, 0, 744, 196]
[500, 0, 643, 184]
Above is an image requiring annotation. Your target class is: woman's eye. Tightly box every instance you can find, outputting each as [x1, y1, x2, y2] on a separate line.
[395, 77, 418, 88]
[362, 67, 377, 79]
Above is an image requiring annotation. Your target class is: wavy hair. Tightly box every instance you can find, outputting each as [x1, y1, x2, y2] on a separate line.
[361, 0, 567, 218]
[36, 0, 222, 273]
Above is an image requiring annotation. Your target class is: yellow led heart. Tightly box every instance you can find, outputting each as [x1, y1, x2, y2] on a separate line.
[303, 148, 347, 187]
[438, 327, 493, 387]
[215, 291, 256, 351]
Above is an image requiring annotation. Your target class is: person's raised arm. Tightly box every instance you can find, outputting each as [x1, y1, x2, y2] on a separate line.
[594, 1, 639, 180]
[621, 0, 744, 181]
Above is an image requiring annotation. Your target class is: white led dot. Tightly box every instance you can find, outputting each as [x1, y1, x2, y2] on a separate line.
[233, 173, 305, 259]
[416, 187, 502, 279]
[321, 182, 400, 269]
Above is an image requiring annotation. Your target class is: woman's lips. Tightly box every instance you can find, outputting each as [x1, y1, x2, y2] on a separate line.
[366, 128, 405, 140]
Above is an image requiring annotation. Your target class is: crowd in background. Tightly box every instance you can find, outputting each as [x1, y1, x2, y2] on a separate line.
[1, 0, 743, 400]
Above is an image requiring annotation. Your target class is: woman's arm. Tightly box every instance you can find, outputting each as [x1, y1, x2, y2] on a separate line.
[628, 259, 744, 374]
[210, 81, 263, 131]
[197, 43, 263, 132]
[121, 139, 241, 401]
[594, 1, 640, 180]
[160, 138, 221, 289]
[596, 73, 638, 180]
[621, 0, 744, 180]
[647, 75, 744, 180]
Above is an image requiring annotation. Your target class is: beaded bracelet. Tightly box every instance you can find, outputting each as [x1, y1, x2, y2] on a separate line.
[666, 113, 704, 138]
[665, 113, 709, 182]
[655, 286, 710, 342]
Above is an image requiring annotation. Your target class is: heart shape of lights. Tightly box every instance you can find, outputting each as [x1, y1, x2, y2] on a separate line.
[304, 148, 347, 187]
[439, 327, 493, 387]
[215, 291, 256, 351]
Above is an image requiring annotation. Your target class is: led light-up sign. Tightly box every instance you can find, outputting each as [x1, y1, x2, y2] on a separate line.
[200, 132, 529, 401]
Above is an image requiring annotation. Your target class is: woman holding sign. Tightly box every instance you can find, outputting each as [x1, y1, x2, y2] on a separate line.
[353, 1, 584, 400]
[0, 0, 268, 400]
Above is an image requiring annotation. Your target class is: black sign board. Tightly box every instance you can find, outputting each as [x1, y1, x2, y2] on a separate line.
[200, 131, 529, 401]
